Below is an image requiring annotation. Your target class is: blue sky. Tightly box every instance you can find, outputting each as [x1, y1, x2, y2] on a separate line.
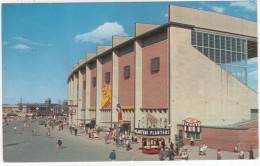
[2, 1, 258, 104]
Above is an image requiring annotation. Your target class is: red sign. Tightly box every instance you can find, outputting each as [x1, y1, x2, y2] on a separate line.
[182, 118, 201, 127]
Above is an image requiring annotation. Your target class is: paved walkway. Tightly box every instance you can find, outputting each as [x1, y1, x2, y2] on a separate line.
[2, 119, 259, 162]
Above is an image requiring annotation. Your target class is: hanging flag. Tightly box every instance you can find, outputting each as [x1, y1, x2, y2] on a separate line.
[117, 104, 122, 125]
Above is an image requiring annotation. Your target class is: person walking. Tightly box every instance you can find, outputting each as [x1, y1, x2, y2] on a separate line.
[14, 126, 17, 134]
[105, 134, 108, 144]
[248, 146, 254, 159]
[57, 138, 62, 149]
[131, 135, 134, 143]
[184, 149, 189, 160]
[217, 149, 222, 160]
[88, 130, 91, 138]
[109, 150, 116, 161]
[161, 139, 166, 151]
[190, 136, 194, 146]
[170, 142, 174, 150]
[125, 139, 129, 151]
[168, 150, 175, 160]
[159, 148, 164, 161]
[85, 125, 88, 134]
[74, 128, 78, 136]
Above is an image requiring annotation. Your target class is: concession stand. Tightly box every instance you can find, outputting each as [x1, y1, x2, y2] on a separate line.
[179, 118, 202, 144]
[134, 128, 170, 154]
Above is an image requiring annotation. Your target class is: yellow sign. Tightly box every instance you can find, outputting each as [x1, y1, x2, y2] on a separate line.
[101, 84, 111, 109]
[121, 106, 134, 110]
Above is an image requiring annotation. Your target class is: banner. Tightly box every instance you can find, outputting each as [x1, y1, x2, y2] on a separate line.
[116, 104, 122, 125]
[101, 84, 111, 109]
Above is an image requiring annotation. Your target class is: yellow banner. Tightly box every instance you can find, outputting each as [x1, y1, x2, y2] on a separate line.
[101, 84, 111, 109]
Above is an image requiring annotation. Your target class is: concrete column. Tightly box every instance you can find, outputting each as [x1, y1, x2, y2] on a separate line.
[134, 39, 143, 128]
[73, 74, 78, 126]
[112, 50, 119, 126]
[67, 79, 70, 105]
[85, 65, 91, 121]
[70, 77, 74, 105]
[96, 59, 102, 126]
[169, 25, 178, 141]
[78, 70, 83, 121]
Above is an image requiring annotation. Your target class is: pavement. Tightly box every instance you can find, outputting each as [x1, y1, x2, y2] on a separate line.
[2, 119, 259, 162]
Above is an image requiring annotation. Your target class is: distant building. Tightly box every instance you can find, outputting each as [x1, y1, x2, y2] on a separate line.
[2, 98, 66, 117]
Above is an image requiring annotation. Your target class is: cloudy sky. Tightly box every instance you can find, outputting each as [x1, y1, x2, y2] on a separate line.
[2, 1, 258, 104]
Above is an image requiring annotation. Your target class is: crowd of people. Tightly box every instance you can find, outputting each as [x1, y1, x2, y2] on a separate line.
[7, 118, 257, 161]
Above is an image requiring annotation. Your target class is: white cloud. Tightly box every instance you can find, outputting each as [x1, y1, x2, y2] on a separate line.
[75, 22, 128, 44]
[211, 6, 225, 13]
[3, 41, 9, 45]
[14, 37, 42, 45]
[12, 44, 31, 50]
[248, 70, 258, 80]
[230, 1, 257, 11]
[165, 13, 168, 18]
[247, 57, 258, 65]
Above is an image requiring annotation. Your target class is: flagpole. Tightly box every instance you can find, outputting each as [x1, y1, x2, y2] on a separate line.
[117, 103, 120, 148]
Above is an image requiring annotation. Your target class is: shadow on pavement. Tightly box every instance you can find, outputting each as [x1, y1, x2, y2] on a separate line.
[5, 143, 19, 147]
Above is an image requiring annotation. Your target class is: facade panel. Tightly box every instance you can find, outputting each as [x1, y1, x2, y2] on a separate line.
[142, 39, 168, 108]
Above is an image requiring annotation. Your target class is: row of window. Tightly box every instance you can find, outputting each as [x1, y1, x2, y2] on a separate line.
[185, 132, 201, 140]
[191, 30, 248, 85]
[195, 47, 247, 65]
[192, 30, 247, 53]
[90, 57, 160, 87]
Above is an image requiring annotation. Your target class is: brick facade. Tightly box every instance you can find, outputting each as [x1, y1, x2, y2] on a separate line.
[178, 120, 258, 151]
[118, 52, 135, 107]
[142, 39, 168, 108]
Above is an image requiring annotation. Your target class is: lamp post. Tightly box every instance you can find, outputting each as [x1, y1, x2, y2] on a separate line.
[116, 103, 121, 148]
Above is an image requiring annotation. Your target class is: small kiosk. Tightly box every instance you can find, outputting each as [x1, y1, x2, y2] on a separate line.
[134, 128, 170, 154]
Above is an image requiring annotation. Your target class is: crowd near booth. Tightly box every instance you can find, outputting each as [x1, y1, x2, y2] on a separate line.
[134, 128, 170, 154]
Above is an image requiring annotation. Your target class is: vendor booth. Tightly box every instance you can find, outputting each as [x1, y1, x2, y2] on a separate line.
[134, 128, 170, 154]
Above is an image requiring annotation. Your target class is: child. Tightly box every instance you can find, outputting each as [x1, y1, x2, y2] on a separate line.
[57, 138, 62, 149]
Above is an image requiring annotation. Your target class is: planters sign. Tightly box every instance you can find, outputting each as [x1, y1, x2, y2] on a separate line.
[134, 128, 170, 136]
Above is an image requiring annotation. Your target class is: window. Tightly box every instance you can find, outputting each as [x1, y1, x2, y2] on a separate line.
[191, 30, 248, 86]
[196, 133, 200, 140]
[83, 81, 86, 90]
[197, 32, 202, 46]
[105, 72, 110, 83]
[151, 57, 160, 73]
[124, 66, 130, 79]
[92, 77, 96, 87]
[187, 132, 191, 138]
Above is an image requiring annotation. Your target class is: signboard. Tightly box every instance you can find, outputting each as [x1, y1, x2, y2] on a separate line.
[134, 128, 170, 136]
[182, 118, 201, 133]
[182, 118, 201, 126]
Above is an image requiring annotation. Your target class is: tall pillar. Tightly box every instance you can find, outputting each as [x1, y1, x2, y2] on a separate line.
[78, 70, 83, 122]
[85, 65, 91, 122]
[96, 59, 102, 126]
[134, 39, 143, 128]
[112, 50, 119, 127]
[67, 78, 70, 106]
[73, 74, 78, 126]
